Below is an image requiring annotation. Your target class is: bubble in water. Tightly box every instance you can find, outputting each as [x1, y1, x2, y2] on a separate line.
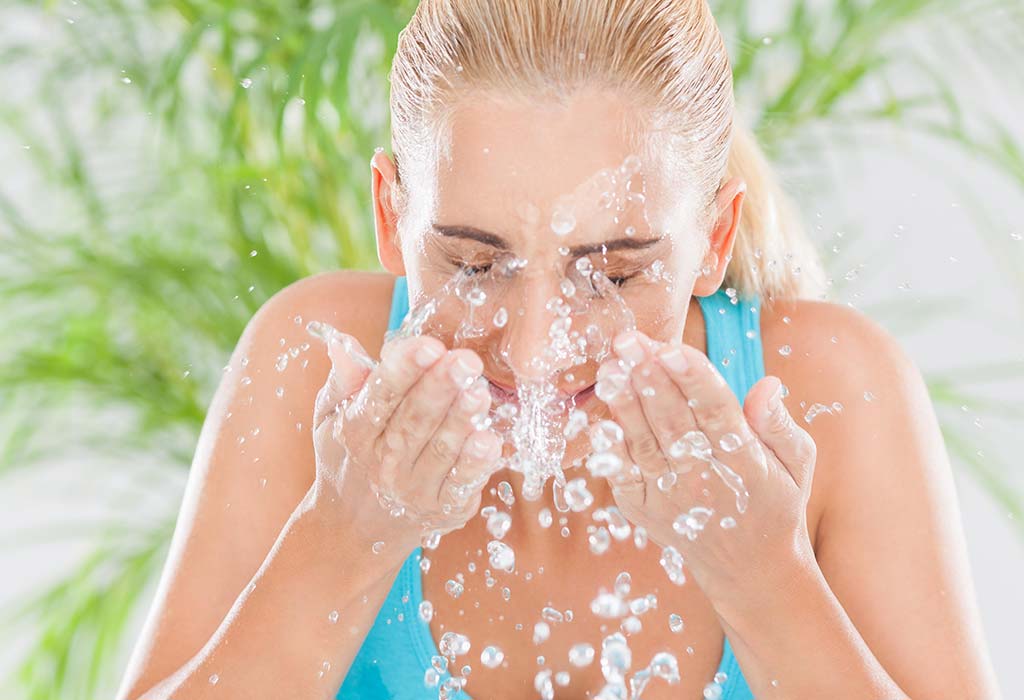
[590, 420, 624, 452]
[538, 508, 553, 528]
[535, 669, 555, 700]
[563, 409, 589, 439]
[586, 451, 623, 478]
[600, 632, 632, 684]
[588, 526, 611, 555]
[569, 643, 595, 667]
[591, 591, 629, 618]
[533, 621, 551, 644]
[487, 541, 516, 572]
[703, 681, 724, 699]
[439, 632, 472, 658]
[659, 546, 686, 586]
[480, 645, 504, 668]
[718, 432, 743, 452]
[466, 287, 487, 307]
[483, 511, 507, 540]
[564, 478, 594, 512]
[668, 613, 684, 633]
[673, 505, 714, 541]
[497, 481, 515, 506]
[550, 199, 577, 236]
[649, 652, 680, 684]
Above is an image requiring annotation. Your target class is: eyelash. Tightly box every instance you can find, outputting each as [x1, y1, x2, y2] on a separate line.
[451, 260, 634, 286]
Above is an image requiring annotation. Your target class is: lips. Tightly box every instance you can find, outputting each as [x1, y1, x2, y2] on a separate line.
[485, 378, 597, 410]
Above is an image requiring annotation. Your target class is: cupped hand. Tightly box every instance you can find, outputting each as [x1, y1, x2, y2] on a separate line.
[312, 330, 503, 557]
[593, 329, 817, 605]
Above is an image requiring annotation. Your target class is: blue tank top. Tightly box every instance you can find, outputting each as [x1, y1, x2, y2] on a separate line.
[338, 276, 760, 699]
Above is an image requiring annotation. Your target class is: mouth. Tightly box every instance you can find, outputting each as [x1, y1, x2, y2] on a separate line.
[486, 378, 597, 411]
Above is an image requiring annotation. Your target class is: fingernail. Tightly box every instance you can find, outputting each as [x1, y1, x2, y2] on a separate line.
[613, 332, 646, 365]
[658, 345, 688, 374]
[459, 384, 487, 411]
[449, 353, 482, 389]
[414, 342, 444, 368]
[467, 431, 494, 458]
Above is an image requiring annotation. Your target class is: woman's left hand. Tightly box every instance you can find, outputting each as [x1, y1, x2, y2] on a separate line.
[592, 329, 818, 609]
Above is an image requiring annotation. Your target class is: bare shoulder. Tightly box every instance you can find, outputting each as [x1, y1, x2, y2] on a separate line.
[758, 296, 923, 549]
[242, 269, 396, 361]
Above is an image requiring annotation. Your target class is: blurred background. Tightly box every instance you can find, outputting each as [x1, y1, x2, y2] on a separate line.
[1, 1, 1022, 698]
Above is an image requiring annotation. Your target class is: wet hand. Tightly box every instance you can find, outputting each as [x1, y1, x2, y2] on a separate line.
[594, 329, 817, 605]
[312, 331, 503, 555]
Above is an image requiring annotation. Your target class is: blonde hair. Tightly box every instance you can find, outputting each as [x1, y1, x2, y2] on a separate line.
[387, 0, 829, 312]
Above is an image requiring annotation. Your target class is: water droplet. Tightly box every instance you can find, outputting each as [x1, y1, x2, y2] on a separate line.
[668, 613, 685, 633]
[541, 606, 564, 623]
[328, 610, 339, 624]
[209, 674, 220, 685]
[719, 516, 737, 529]
[419, 600, 434, 622]
[778, 344, 792, 356]
[492, 307, 509, 328]
[533, 621, 550, 644]
[538, 508, 553, 528]
[569, 643, 595, 667]
[718, 432, 743, 452]
[487, 540, 515, 572]
[481, 645, 504, 668]
[240, 78, 253, 88]
[588, 526, 611, 555]
[659, 546, 686, 585]
[445, 580, 464, 598]
[439, 632, 472, 658]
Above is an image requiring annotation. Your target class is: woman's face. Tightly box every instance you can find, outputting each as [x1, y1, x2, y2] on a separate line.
[373, 89, 743, 435]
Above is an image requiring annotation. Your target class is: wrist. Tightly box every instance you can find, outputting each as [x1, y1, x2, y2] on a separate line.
[304, 480, 417, 572]
[710, 530, 820, 629]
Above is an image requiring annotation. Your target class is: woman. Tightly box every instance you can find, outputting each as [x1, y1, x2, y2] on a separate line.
[117, 1, 1002, 699]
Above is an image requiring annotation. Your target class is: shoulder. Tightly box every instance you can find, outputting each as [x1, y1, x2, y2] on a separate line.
[758, 296, 930, 547]
[242, 270, 397, 360]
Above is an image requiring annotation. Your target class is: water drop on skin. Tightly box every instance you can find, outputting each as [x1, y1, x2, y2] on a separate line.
[209, 674, 219, 685]
[668, 613, 685, 633]
[481, 646, 504, 668]
[569, 643, 595, 667]
[328, 610, 339, 624]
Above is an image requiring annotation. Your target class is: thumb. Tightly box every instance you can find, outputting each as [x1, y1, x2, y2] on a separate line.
[744, 376, 816, 491]
[313, 331, 373, 429]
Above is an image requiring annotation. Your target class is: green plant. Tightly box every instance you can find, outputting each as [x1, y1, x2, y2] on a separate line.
[1, 1, 1021, 698]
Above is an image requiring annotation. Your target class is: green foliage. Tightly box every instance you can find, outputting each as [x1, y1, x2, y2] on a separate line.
[1, 0, 1022, 697]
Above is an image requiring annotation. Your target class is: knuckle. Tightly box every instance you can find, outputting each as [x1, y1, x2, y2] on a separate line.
[428, 433, 460, 463]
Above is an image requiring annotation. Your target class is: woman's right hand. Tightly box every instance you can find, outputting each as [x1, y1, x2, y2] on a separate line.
[311, 331, 503, 557]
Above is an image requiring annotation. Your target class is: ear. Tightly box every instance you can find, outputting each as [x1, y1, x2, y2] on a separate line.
[371, 149, 407, 276]
[693, 175, 746, 297]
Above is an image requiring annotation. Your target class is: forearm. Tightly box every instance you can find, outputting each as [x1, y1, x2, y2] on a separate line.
[136, 487, 407, 700]
[714, 556, 909, 700]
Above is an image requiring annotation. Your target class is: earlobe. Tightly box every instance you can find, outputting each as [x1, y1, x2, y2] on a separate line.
[371, 150, 406, 276]
[693, 177, 745, 296]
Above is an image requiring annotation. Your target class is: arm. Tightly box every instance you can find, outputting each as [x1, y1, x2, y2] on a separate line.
[116, 271, 395, 699]
[138, 487, 408, 699]
[717, 302, 1002, 699]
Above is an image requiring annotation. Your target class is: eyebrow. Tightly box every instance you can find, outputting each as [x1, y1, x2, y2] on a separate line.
[431, 223, 663, 257]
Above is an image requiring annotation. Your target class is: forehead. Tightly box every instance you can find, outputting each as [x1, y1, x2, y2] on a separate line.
[435, 88, 662, 231]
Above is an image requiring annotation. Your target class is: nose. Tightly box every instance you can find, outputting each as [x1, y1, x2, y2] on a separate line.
[495, 274, 575, 383]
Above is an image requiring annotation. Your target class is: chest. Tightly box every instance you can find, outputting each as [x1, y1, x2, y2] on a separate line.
[420, 494, 732, 700]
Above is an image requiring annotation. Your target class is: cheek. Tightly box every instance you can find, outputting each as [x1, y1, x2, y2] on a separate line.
[626, 283, 686, 343]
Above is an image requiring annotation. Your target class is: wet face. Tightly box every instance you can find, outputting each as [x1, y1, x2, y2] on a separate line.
[373, 88, 743, 454]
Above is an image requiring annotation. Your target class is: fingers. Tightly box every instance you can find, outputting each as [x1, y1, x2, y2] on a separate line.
[588, 420, 645, 502]
[406, 374, 491, 495]
[378, 348, 484, 487]
[655, 340, 759, 462]
[346, 334, 447, 439]
[314, 332, 374, 430]
[745, 376, 816, 490]
[600, 334, 671, 479]
[437, 428, 503, 515]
